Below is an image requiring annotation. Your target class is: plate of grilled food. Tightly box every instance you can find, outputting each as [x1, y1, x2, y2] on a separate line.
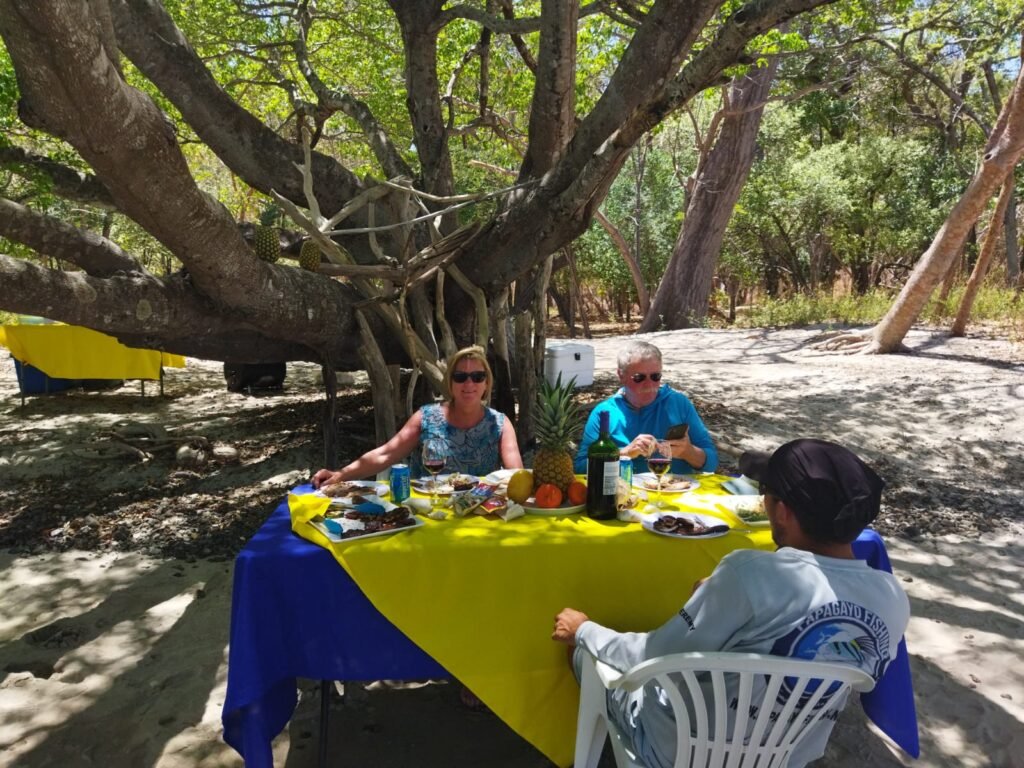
[641, 512, 731, 539]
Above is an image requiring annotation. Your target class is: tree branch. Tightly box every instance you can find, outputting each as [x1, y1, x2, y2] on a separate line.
[1, 0, 263, 306]
[292, 9, 414, 180]
[107, 0, 368, 222]
[0, 145, 116, 209]
[0, 198, 142, 277]
[439, 1, 607, 34]
[869, 35, 992, 135]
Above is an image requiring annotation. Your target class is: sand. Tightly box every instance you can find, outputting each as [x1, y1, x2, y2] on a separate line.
[1, 326, 1022, 768]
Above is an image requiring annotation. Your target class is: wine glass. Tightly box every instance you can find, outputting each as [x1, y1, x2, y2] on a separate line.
[422, 438, 448, 508]
[648, 440, 673, 508]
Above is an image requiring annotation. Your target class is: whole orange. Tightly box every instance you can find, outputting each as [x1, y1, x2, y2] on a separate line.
[534, 483, 563, 508]
[566, 480, 587, 505]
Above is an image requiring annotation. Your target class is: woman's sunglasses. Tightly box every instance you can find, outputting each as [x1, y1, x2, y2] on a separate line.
[452, 371, 488, 383]
[629, 372, 662, 383]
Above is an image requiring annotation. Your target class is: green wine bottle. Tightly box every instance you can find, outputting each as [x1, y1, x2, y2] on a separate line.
[586, 411, 619, 520]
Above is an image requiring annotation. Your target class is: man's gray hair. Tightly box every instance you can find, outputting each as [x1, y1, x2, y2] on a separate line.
[617, 340, 662, 373]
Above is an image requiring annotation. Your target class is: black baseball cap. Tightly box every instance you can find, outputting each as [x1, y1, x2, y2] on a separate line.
[739, 439, 884, 543]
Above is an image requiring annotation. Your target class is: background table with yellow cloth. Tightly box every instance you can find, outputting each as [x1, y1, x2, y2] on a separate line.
[281, 480, 772, 767]
[0, 323, 185, 380]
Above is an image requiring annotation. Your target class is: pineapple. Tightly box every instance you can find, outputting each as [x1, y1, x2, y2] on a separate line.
[253, 206, 281, 263]
[298, 239, 320, 272]
[531, 374, 583, 493]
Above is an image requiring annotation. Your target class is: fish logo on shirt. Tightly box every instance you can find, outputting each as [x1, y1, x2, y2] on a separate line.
[770, 600, 892, 707]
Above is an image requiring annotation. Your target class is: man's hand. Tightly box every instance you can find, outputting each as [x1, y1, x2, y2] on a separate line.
[311, 469, 340, 489]
[552, 607, 589, 645]
[624, 433, 656, 459]
[667, 431, 698, 458]
[666, 435, 704, 469]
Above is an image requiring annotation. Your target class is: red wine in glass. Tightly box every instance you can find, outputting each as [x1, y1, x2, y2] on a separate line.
[650, 441, 673, 509]
[422, 438, 448, 507]
[648, 457, 672, 476]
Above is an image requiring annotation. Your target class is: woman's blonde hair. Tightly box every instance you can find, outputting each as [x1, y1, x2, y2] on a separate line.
[443, 346, 493, 404]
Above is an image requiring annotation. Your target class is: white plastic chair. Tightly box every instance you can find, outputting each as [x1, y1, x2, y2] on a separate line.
[574, 651, 876, 768]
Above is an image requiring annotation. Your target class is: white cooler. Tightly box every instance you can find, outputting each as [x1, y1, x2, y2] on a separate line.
[543, 342, 595, 388]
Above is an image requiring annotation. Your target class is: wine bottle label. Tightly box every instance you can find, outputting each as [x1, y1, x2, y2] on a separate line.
[602, 461, 618, 494]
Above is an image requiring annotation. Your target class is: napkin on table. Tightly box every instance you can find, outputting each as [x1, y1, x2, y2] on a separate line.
[722, 475, 760, 495]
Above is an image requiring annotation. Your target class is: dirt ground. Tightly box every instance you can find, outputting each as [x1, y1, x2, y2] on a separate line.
[1, 326, 1023, 768]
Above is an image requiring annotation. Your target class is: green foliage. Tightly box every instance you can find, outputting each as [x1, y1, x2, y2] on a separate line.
[572, 141, 684, 314]
[0, 47, 17, 136]
[738, 289, 896, 327]
[2, 0, 1022, 346]
[736, 284, 1024, 329]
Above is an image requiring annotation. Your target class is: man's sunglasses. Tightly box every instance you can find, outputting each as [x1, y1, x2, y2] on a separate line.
[452, 371, 488, 383]
[630, 372, 663, 383]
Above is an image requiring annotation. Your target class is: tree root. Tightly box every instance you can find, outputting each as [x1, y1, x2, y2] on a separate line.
[809, 330, 877, 354]
[69, 443, 152, 462]
[72, 422, 228, 465]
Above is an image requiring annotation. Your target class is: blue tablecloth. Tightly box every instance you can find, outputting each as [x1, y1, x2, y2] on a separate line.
[221, 494, 446, 768]
[852, 530, 921, 757]
[222, 497, 918, 765]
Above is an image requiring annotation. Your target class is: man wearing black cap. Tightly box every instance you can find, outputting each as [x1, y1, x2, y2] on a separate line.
[553, 439, 910, 768]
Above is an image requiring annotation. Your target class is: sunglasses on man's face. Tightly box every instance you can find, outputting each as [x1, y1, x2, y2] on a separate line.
[452, 371, 488, 384]
[629, 372, 662, 383]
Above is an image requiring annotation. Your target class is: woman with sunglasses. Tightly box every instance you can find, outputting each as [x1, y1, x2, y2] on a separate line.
[312, 346, 522, 488]
[572, 340, 718, 475]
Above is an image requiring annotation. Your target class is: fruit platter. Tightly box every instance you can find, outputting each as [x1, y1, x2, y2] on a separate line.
[498, 468, 588, 515]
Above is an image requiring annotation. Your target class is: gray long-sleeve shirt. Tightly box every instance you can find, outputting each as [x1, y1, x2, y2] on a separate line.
[575, 547, 910, 768]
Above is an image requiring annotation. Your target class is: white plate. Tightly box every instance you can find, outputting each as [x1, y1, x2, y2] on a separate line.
[704, 494, 770, 524]
[411, 473, 479, 495]
[634, 473, 699, 493]
[520, 499, 586, 516]
[481, 469, 517, 486]
[314, 481, 390, 506]
[310, 514, 424, 542]
[641, 512, 731, 539]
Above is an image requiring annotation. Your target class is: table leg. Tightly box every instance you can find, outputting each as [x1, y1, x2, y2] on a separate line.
[319, 679, 331, 768]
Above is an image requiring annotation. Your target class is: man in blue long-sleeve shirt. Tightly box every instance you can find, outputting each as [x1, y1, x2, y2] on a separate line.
[573, 340, 718, 475]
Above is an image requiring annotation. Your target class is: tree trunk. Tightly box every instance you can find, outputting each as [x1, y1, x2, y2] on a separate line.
[356, 310, 398, 447]
[565, 243, 591, 339]
[513, 312, 536, 452]
[951, 173, 1015, 336]
[934, 242, 964, 307]
[0, 0, 842, 377]
[1003, 179, 1020, 284]
[489, 288, 517, 427]
[642, 57, 780, 331]
[321, 362, 338, 468]
[871, 59, 1024, 352]
[594, 210, 650, 315]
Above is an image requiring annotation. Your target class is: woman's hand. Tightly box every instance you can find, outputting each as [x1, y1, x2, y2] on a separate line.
[552, 607, 589, 645]
[311, 468, 341, 489]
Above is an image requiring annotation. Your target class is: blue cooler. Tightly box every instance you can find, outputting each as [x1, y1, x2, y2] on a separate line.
[12, 358, 79, 395]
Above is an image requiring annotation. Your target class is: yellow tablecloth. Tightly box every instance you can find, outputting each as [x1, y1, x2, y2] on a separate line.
[0, 324, 185, 380]
[291, 479, 773, 767]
